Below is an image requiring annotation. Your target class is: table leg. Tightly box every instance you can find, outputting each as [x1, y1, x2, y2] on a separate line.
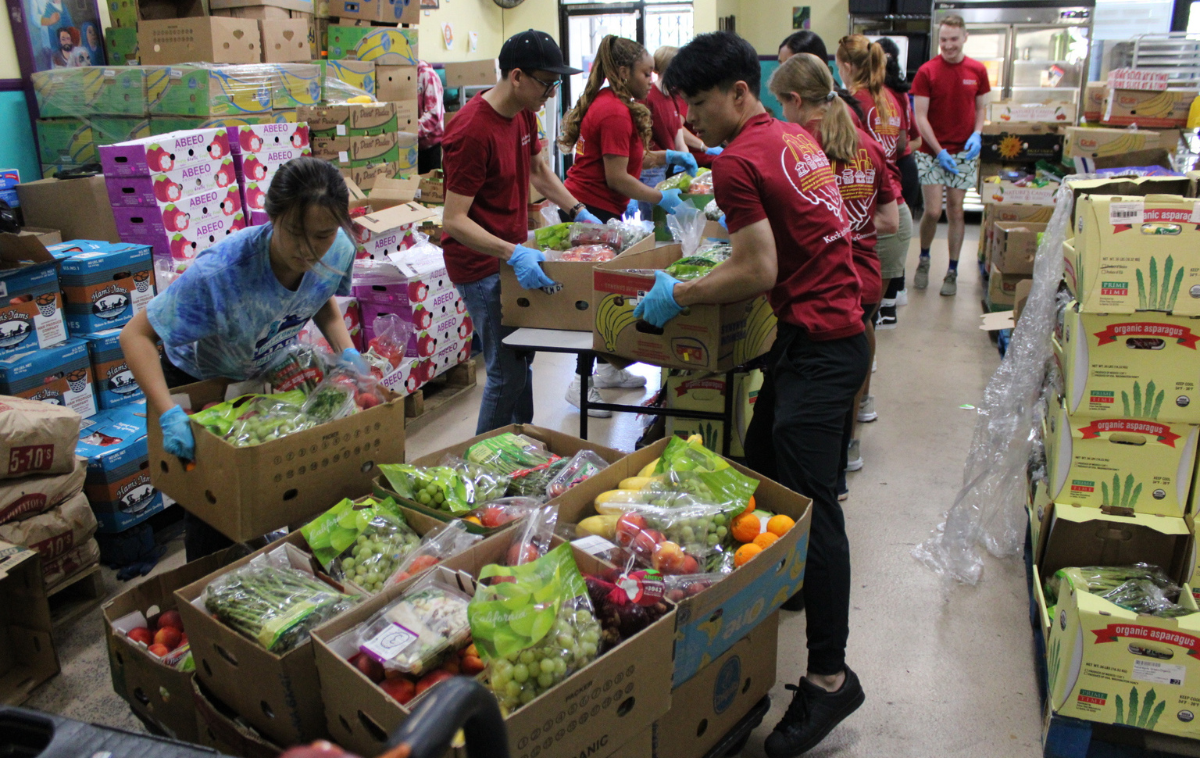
[577, 352, 595, 439]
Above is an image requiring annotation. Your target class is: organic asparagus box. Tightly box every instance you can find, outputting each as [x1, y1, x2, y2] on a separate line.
[1043, 393, 1198, 517]
[1035, 501, 1191, 584]
[1068, 194, 1200, 315]
[147, 377, 406, 543]
[592, 244, 777, 372]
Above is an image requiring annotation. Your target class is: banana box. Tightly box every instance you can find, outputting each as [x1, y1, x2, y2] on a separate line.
[663, 369, 763, 457]
[592, 243, 777, 372]
[146, 66, 274, 118]
[92, 117, 152, 147]
[92, 67, 148, 117]
[77, 404, 164, 533]
[106, 26, 139, 63]
[1103, 88, 1198, 129]
[31, 68, 103, 118]
[314, 59, 375, 100]
[1055, 300, 1200, 424]
[1043, 392, 1198, 517]
[0, 338, 96, 419]
[394, 131, 418, 173]
[299, 102, 396, 135]
[271, 63, 322, 109]
[84, 328, 154, 410]
[1064, 126, 1181, 160]
[326, 25, 418, 65]
[36, 119, 96, 166]
[0, 235, 67, 357]
[1069, 194, 1200, 315]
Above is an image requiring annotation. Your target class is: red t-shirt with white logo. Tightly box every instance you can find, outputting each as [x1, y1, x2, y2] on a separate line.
[811, 126, 895, 306]
[851, 88, 906, 206]
[713, 113, 863, 339]
[891, 86, 918, 158]
[565, 88, 645, 216]
[440, 92, 541, 285]
[911, 55, 991, 155]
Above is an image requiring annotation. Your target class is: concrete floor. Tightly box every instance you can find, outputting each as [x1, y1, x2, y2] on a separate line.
[23, 220, 1045, 757]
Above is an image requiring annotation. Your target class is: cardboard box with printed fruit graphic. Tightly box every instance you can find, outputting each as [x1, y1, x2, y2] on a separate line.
[592, 244, 776, 372]
[980, 122, 1064, 164]
[1064, 127, 1181, 160]
[0, 338, 97, 419]
[85, 328, 158, 410]
[1043, 393, 1197, 517]
[986, 101, 1076, 124]
[978, 204, 1055, 267]
[326, 25, 418, 65]
[112, 190, 246, 268]
[0, 235, 68, 358]
[106, 157, 241, 208]
[271, 63, 322, 110]
[99, 128, 232, 178]
[146, 66, 275, 118]
[663, 370, 763, 458]
[1067, 195, 1200, 316]
[1054, 300, 1200, 425]
[1102, 88, 1198, 129]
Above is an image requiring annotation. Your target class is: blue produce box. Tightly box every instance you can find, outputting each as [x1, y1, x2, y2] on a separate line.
[0, 337, 96, 418]
[60, 243, 155, 334]
[78, 403, 164, 533]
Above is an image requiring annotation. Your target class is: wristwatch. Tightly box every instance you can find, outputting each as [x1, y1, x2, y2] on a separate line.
[569, 202, 587, 219]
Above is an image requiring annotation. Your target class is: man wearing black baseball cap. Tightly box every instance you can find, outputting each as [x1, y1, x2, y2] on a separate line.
[441, 30, 594, 434]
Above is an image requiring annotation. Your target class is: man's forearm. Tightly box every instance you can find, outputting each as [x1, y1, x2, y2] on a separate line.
[974, 105, 986, 132]
[444, 213, 517, 260]
[915, 115, 942, 154]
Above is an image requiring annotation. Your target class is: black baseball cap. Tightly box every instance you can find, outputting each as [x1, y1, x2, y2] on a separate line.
[498, 30, 582, 76]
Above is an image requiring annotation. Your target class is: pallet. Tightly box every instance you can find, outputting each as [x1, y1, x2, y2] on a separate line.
[404, 360, 478, 433]
[48, 563, 106, 627]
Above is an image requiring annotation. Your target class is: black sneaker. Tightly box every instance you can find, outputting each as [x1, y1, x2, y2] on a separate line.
[875, 305, 897, 330]
[764, 668, 865, 758]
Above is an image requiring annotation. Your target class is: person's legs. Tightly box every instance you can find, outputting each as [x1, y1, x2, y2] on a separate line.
[918, 182, 943, 252]
[742, 365, 778, 484]
[941, 187, 967, 296]
[456, 273, 535, 434]
[875, 202, 911, 326]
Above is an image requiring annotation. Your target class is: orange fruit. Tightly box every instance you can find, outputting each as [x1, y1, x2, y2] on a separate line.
[463, 516, 483, 526]
[753, 532, 779, 550]
[734, 543, 762, 567]
[766, 515, 795, 537]
[731, 512, 762, 543]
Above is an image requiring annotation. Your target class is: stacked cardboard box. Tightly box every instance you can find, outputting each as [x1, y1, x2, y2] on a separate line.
[662, 369, 763, 457]
[300, 102, 416, 188]
[227, 120, 312, 224]
[77, 402, 166, 533]
[0, 234, 69, 361]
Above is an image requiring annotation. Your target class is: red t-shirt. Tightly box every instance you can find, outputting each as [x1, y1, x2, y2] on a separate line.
[891, 87, 918, 158]
[851, 88, 905, 207]
[714, 113, 863, 339]
[440, 93, 541, 284]
[810, 125, 895, 306]
[565, 89, 646, 216]
[911, 55, 990, 155]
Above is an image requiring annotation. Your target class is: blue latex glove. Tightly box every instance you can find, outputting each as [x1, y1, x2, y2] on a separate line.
[625, 198, 640, 218]
[341, 347, 369, 374]
[705, 146, 724, 156]
[718, 214, 728, 231]
[632, 271, 684, 327]
[665, 150, 698, 177]
[160, 406, 195, 462]
[963, 131, 982, 160]
[936, 149, 960, 176]
[575, 208, 602, 224]
[657, 188, 684, 215]
[508, 245, 555, 289]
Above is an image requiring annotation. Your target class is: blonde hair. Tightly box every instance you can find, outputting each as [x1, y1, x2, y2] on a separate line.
[837, 35, 893, 126]
[560, 35, 653, 151]
[769, 53, 858, 164]
[940, 14, 966, 29]
[653, 46, 678, 75]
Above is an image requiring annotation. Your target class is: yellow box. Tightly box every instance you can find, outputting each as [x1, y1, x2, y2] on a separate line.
[1043, 393, 1197, 517]
[1068, 194, 1200, 315]
[1054, 300, 1200, 424]
[272, 63, 322, 109]
[663, 369, 763, 457]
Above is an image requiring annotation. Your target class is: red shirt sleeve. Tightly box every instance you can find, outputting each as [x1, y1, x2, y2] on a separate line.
[444, 126, 490, 197]
[975, 61, 992, 96]
[712, 155, 766, 234]
[911, 65, 932, 98]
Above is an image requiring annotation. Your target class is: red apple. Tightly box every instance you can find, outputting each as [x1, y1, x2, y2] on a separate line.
[680, 555, 699, 575]
[157, 610, 184, 631]
[415, 669, 454, 695]
[356, 391, 380, 410]
[633, 529, 664, 557]
[615, 513, 648, 546]
[154, 626, 182, 650]
[652, 541, 687, 574]
[507, 542, 540, 566]
[350, 652, 385, 683]
[148, 643, 170, 658]
[127, 627, 154, 646]
[380, 676, 416, 705]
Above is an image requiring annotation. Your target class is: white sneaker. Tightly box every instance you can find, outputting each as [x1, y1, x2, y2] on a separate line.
[857, 395, 877, 423]
[846, 439, 863, 472]
[896, 289, 908, 306]
[872, 357, 877, 374]
[567, 376, 611, 417]
[593, 363, 646, 389]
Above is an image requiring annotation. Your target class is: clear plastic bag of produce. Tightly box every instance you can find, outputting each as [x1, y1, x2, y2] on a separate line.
[704, 198, 722, 221]
[653, 436, 758, 513]
[534, 222, 573, 251]
[655, 168, 710, 193]
[1045, 564, 1194, 618]
[611, 218, 651, 251]
[386, 520, 481, 587]
[608, 497, 731, 574]
[546, 450, 610, 498]
[504, 504, 559, 566]
[441, 455, 512, 503]
[687, 170, 714, 195]
[191, 391, 311, 447]
[300, 496, 421, 592]
[568, 222, 623, 250]
[261, 342, 332, 395]
[365, 313, 415, 374]
[584, 567, 669, 648]
[547, 245, 617, 263]
[663, 572, 725, 602]
[378, 459, 509, 514]
[308, 364, 388, 417]
[465, 433, 567, 497]
[468, 543, 603, 711]
[466, 497, 544, 530]
[203, 564, 357, 652]
[666, 205, 707, 259]
[665, 238, 732, 282]
[355, 572, 473, 676]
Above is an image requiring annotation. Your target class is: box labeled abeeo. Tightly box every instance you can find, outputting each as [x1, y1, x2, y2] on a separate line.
[100, 128, 231, 178]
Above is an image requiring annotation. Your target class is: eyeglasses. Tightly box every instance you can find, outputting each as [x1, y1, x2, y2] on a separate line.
[522, 70, 561, 97]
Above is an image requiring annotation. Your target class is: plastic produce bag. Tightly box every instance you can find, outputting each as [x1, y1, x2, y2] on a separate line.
[355, 573, 473, 676]
[190, 391, 310, 447]
[1045, 564, 1194, 618]
[653, 436, 758, 513]
[504, 504, 559, 566]
[704, 198, 722, 221]
[468, 543, 603, 711]
[465, 497, 543, 530]
[306, 365, 387, 417]
[386, 520, 481, 587]
[546, 450, 610, 498]
[465, 433, 566, 497]
[610, 497, 731, 574]
[300, 496, 421, 591]
[663, 572, 724, 602]
[203, 564, 357, 653]
[665, 239, 731, 282]
[365, 313, 415, 372]
[548, 245, 616, 263]
[666, 205, 706, 258]
[261, 343, 330, 395]
[584, 568, 669, 646]
[441, 456, 512, 502]
[687, 171, 714, 195]
[378, 459, 509, 514]
[569, 222, 623, 250]
[534, 222, 573, 251]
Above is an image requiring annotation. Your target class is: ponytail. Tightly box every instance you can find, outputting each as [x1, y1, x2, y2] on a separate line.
[837, 34, 895, 125]
[768, 53, 858, 164]
[876, 36, 910, 93]
[560, 35, 653, 151]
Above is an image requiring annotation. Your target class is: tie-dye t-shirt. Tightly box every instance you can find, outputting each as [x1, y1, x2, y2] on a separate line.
[147, 223, 354, 380]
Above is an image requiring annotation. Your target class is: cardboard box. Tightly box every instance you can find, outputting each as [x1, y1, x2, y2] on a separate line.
[229, 121, 311, 157]
[375, 65, 417, 102]
[1043, 393, 1197, 517]
[350, 200, 435, 260]
[0, 338, 96, 419]
[1035, 501, 1191, 585]
[93, 117, 154, 146]
[978, 203, 1055, 265]
[1108, 68, 1170, 92]
[193, 678, 285, 758]
[60, 244, 155, 335]
[146, 65, 276, 118]
[987, 101, 1076, 124]
[139, 18, 263, 66]
[300, 102, 396, 134]
[652, 614, 778, 758]
[85, 328, 151, 410]
[1083, 83, 1106, 122]
[980, 122, 1064, 163]
[314, 131, 399, 163]
[326, 25, 418, 65]
[0, 235, 68, 358]
[149, 378, 406, 542]
[1064, 126, 1182, 160]
[78, 405, 165, 533]
[555, 436, 811, 685]
[444, 59, 499, 89]
[17, 228, 61, 247]
[990, 221, 1044, 275]
[260, 19, 311, 62]
[315, 59, 375, 100]
[108, 0, 138, 27]
[99, 128, 231, 178]
[210, 0, 315, 14]
[663, 370, 763, 458]
[16, 176, 120, 243]
[592, 244, 776, 372]
[314, 545, 675, 758]
[105, 158, 240, 208]
[1055, 301, 1200, 425]
[0, 540, 58, 705]
[979, 178, 1058, 207]
[326, 0, 418, 25]
[1102, 88, 1198, 129]
[341, 161, 399, 191]
[37, 119, 96, 166]
[1068, 194, 1200, 316]
[272, 63, 322, 109]
[416, 170, 444, 204]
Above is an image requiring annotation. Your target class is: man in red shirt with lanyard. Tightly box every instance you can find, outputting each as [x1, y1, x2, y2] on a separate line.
[644, 31, 870, 757]
[911, 14, 990, 296]
[441, 30, 595, 434]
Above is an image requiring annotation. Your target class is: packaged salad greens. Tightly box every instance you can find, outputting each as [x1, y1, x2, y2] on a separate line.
[355, 572, 473, 676]
[534, 222, 573, 251]
[465, 433, 567, 497]
[300, 496, 421, 592]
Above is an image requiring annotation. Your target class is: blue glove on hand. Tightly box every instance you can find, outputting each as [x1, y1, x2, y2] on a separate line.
[341, 347, 369, 374]
[963, 131, 982, 160]
[705, 146, 724, 156]
[632, 271, 684, 327]
[665, 150, 698, 177]
[160, 406, 195, 462]
[508, 245, 555, 289]
[575, 208, 602, 224]
[657, 188, 684, 215]
[625, 198, 640, 218]
[936, 149, 960, 176]
[718, 214, 728, 231]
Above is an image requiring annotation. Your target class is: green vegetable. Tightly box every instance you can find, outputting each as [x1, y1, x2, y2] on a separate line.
[535, 223, 573, 251]
[379, 463, 507, 514]
[466, 433, 560, 476]
[300, 496, 421, 591]
[1045, 564, 1194, 618]
[190, 391, 309, 447]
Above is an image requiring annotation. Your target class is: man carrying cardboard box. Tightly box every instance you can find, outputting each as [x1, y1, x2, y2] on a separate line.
[441, 30, 599, 434]
[650, 32, 868, 757]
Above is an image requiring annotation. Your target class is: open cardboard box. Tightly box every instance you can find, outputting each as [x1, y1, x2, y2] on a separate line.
[990, 221, 1045, 275]
[978, 203, 1054, 266]
[553, 436, 811, 686]
[592, 243, 776, 372]
[0, 541, 58, 705]
[15, 176, 120, 243]
[0, 233, 68, 358]
[980, 122, 1064, 163]
[314, 538, 675, 758]
[986, 263, 1029, 310]
[147, 377, 406, 543]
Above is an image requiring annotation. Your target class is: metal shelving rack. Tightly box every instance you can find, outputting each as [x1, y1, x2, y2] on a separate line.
[1109, 32, 1200, 90]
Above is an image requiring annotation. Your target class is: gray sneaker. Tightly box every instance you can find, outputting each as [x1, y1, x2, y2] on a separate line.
[940, 270, 958, 296]
[846, 439, 863, 472]
[857, 395, 877, 423]
[914, 259, 930, 289]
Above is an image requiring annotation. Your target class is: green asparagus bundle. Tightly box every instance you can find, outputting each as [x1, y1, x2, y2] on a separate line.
[465, 433, 566, 498]
[1045, 564, 1195, 618]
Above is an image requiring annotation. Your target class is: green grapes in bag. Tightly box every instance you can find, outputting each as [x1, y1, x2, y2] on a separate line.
[300, 496, 422, 592]
[379, 463, 503, 514]
[190, 391, 309, 446]
[654, 436, 759, 513]
[468, 543, 603, 711]
[534, 222, 573, 251]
